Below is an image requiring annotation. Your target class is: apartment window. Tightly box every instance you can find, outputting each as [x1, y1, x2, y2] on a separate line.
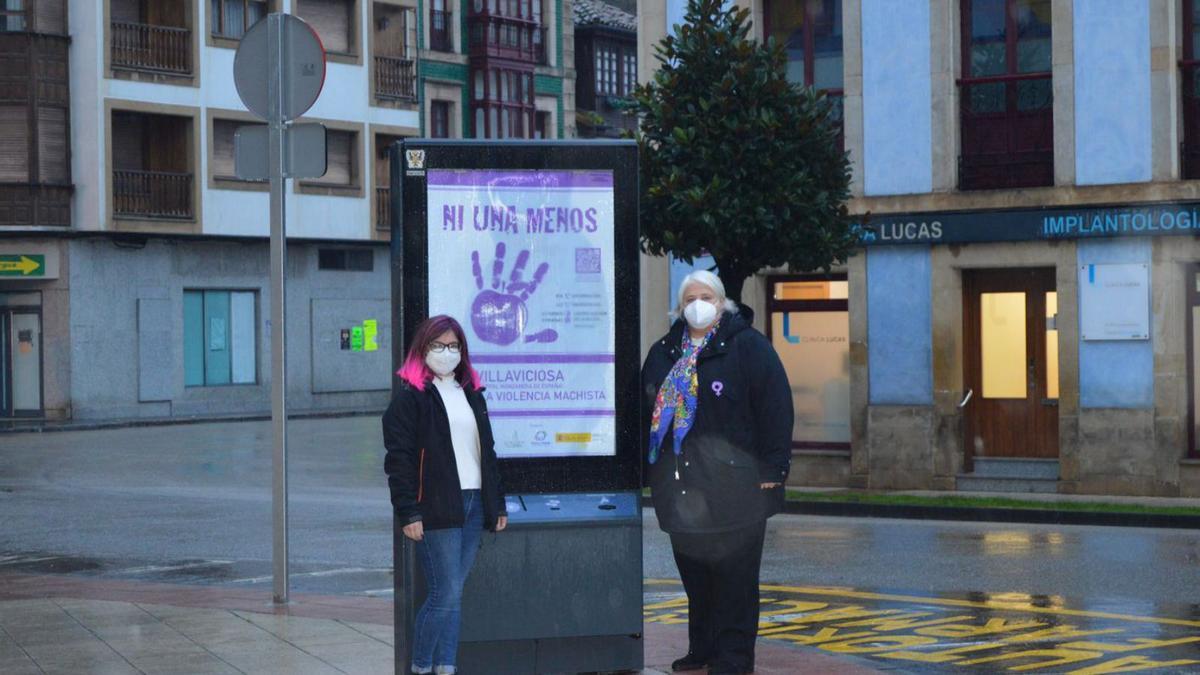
[767, 275, 850, 450]
[211, 0, 267, 39]
[0, 0, 61, 32]
[534, 110, 548, 139]
[318, 248, 374, 271]
[373, 3, 416, 100]
[298, 0, 354, 54]
[0, 105, 68, 183]
[211, 118, 265, 182]
[429, 0, 452, 52]
[596, 44, 616, 95]
[765, 0, 843, 144]
[622, 51, 636, 96]
[112, 110, 194, 220]
[184, 290, 257, 386]
[1183, 1, 1200, 178]
[0, 22, 71, 227]
[1, 0, 26, 31]
[374, 133, 402, 230]
[303, 128, 357, 187]
[958, 0, 1053, 190]
[431, 101, 451, 138]
[110, 0, 194, 75]
[472, 67, 534, 138]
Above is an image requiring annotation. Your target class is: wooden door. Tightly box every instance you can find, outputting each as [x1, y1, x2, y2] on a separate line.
[963, 268, 1059, 465]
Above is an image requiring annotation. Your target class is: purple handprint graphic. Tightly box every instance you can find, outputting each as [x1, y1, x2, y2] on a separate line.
[470, 243, 558, 346]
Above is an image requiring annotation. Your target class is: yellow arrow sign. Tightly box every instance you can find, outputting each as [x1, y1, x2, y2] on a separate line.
[0, 255, 44, 276]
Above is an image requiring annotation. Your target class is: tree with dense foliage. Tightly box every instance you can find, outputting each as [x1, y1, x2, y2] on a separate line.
[631, 0, 855, 304]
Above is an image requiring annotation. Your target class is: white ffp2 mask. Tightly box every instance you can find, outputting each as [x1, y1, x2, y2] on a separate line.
[683, 300, 719, 330]
[426, 350, 461, 377]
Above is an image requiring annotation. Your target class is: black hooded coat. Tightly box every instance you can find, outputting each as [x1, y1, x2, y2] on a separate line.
[641, 311, 794, 534]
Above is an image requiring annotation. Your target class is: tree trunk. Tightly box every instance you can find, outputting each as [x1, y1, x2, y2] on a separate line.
[713, 257, 749, 304]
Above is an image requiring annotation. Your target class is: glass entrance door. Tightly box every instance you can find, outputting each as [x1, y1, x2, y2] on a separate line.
[0, 291, 44, 417]
[9, 311, 42, 415]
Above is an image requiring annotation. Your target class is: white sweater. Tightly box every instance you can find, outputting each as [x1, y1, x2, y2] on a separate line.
[433, 375, 482, 490]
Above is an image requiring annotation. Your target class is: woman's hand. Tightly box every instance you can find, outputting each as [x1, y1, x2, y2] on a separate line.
[496, 516, 508, 532]
[760, 482, 782, 489]
[402, 521, 424, 541]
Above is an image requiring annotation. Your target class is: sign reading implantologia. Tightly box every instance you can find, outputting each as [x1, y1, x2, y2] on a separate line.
[426, 170, 617, 459]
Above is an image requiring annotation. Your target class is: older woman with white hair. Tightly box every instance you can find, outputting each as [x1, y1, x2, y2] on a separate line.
[641, 270, 793, 675]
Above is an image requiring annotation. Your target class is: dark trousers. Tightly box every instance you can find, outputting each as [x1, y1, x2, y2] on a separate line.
[669, 522, 766, 672]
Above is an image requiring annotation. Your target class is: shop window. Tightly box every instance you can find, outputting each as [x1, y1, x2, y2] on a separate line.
[1186, 267, 1200, 458]
[958, 0, 1053, 190]
[767, 275, 850, 449]
[318, 248, 373, 271]
[184, 290, 257, 386]
[764, 0, 843, 148]
[297, 0, 355, 55]
[211, 118, 266, 182]
[210, 0, 267, 39]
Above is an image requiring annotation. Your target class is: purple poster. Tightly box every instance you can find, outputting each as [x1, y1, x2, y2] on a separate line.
[426, 170, 616, 458]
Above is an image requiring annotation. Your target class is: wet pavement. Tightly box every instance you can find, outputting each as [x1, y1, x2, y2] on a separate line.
[2, 416, 1200, 672]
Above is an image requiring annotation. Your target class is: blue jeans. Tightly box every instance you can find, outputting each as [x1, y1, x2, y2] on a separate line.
[412, 489, 483, 672]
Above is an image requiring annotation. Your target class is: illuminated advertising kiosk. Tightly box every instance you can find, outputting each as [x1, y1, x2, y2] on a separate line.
[389, 139, 641, 674]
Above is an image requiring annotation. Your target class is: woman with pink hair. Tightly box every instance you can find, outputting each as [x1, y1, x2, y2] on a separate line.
[383, 315, 507, 675]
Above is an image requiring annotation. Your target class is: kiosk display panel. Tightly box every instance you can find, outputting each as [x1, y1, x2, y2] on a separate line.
[425, 169, 617, 459]
[390, 140, 643, 674]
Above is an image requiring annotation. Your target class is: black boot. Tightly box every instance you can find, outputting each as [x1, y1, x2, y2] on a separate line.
[671, 653, 710, 672]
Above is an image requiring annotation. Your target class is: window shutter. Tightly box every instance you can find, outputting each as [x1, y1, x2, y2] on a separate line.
[212, 119, 237, 177]
[111, 112, 145, 171]
[322, 129, 352, 184]
[37, 106, 68, 183]
[0, 106, 29, 182]
[298, 0, 351, 54]
[34, 0, 67, 35]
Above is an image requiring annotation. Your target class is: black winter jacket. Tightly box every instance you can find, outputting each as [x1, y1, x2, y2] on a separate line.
[382, 381, 506, 531]
[641, 311, 793, 534]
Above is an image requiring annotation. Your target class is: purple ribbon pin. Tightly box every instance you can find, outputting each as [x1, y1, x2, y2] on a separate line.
[712, 381, 724, 397]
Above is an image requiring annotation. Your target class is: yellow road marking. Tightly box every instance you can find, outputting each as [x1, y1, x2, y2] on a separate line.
[643, 579, 1200, 629]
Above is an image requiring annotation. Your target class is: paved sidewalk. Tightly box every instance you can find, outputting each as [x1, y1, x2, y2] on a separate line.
[0, 574, 885, 674]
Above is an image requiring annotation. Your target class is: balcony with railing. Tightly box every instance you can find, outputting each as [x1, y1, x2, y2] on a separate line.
[111, 22, 192, 75]
[375, 186, 390, 230]
[374, 55, 416, 100]
[430, 9, 453, 52]
[113, 170, 193, 219]
[957, 72, 1054, 191]
[468, 15, 545, 64]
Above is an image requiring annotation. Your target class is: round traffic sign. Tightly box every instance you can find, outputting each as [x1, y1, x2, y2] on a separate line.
[234, 13, 327, 122]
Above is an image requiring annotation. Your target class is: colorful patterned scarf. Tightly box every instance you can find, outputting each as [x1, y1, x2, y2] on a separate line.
[648, 319, 722, 464]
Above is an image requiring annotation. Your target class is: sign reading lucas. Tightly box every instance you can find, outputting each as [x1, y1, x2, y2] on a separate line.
[425, 170, 618, 459]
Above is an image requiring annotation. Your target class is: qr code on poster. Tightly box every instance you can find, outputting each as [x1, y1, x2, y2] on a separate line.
[575, 248, 601, 274]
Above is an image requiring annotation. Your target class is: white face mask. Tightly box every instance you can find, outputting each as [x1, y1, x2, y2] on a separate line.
[425, 350, 461, 377]
[683, 299, 719, 330]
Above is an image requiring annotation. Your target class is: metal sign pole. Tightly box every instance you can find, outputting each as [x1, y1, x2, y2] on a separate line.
[268, 12, 289, 605]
